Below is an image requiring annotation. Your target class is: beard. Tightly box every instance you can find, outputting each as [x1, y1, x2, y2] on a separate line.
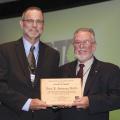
[74, 52, 93, 63]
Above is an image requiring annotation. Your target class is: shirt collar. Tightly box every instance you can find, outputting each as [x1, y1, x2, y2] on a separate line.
[22, 37, 39, 56]
[77, 57, 94, 70]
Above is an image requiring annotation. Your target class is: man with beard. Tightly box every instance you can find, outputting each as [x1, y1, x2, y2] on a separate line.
[59, 28, 120, 120]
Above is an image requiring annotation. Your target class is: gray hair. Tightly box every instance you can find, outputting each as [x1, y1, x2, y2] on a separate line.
[74, 28, 96, 42]
[21, 6, 43, 20]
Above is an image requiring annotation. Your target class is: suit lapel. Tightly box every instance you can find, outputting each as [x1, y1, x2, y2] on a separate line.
[83, 58, 101, 95]
[70, 61, 77, 77]
[16, 39, 30, 81]
[35, 41, 46, 78]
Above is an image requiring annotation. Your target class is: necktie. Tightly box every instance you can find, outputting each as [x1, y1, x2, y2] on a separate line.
[77, 64, 85, 85]
[28, 46, 36, 74]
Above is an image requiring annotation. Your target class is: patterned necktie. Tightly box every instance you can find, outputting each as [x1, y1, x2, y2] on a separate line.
[28, 46, 36, 74]
[77, 64, 85, 84]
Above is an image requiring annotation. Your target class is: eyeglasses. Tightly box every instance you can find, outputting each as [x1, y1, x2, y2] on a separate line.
[73, 40, 95, 46]
[22, 19, 44, 25]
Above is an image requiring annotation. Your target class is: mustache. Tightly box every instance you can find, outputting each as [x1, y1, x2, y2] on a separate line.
[29, 28, 38, 32]
[75, 49, 87, 52]
[79, 49, 86, 51]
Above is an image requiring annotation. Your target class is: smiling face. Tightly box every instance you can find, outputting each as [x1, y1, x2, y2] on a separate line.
[20, 7, 44, 44]
[73, 29, 96, 63]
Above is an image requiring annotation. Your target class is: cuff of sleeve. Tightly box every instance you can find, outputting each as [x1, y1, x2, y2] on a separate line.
[22, 98, 32, 111]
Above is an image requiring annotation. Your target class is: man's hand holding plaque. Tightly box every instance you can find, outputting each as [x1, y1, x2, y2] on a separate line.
[40, 78, 82, 107]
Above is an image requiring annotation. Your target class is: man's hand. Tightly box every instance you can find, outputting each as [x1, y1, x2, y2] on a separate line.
[29, 98, 50, 110]
[72, 96, 89, 109]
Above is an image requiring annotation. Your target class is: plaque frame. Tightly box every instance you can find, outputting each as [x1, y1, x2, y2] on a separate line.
[40, 78, 82, 106]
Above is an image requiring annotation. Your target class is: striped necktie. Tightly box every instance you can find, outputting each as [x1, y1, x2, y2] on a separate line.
[28, 46, 36, 74]
[77, 64, 85, 85]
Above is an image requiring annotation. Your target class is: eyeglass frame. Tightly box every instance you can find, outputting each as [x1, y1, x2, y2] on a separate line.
[22, 19, 44, 25]
[73, 40, 96, 46]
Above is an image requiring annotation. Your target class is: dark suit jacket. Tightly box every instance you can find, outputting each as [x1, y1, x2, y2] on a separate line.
[59, 58, 120, 120]
[0, 39, 60, 120]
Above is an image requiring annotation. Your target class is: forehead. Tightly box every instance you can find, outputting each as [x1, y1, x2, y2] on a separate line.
[74, 31, 92, 40]
[24, 9, 43, 19]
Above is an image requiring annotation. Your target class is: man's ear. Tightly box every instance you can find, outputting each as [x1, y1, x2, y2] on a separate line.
[19, 20, 23, 29]
[92, 43, 96, 52]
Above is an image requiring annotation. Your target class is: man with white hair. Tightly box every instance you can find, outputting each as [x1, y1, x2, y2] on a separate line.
[59, 28, 120, 120]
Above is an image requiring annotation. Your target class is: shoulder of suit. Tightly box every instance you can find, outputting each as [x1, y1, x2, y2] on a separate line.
[60, 60, 77, 68]
[0, 38, 23, 46]
[0, 40, 18, 49]
[40, 41, 59, 54]
[95, 58, 119, 70]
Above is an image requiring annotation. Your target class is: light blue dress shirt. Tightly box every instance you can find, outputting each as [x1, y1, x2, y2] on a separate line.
[22, 38, 39, 111]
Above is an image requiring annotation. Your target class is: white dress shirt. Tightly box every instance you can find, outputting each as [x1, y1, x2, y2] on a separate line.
[76, 57, 94, 94]
[22, 38, 39, 111]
